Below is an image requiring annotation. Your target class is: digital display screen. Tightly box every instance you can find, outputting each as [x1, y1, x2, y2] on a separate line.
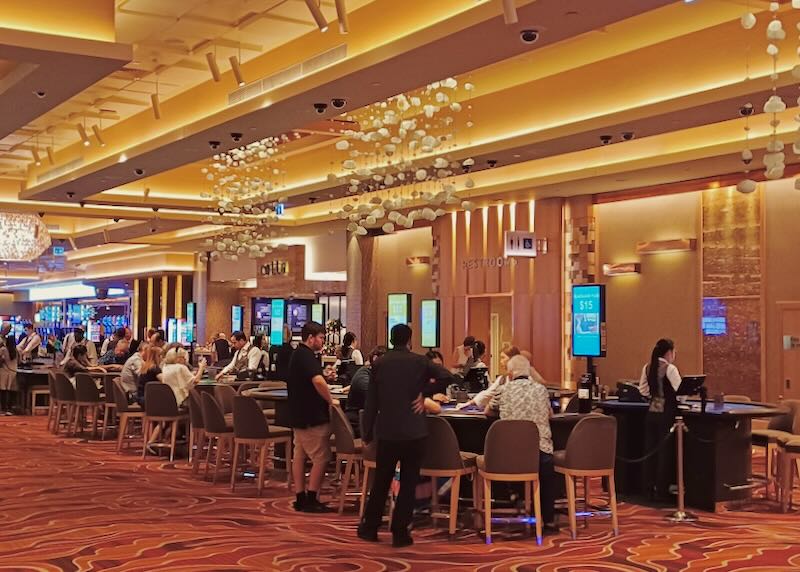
[252, 299, 272, 325]
[420, 299, 440, 348]
[270, 299, 285, 346]
[288, 301, 310, 334]
[702, 298, 727, 336]
[312, 303, 325, 325]
[185, 302, 196, 343]
[387, 293, 411, 348]
[167, 318, 178, 344]
[231, 305, 243, 333]
[571, 284, 606, 358]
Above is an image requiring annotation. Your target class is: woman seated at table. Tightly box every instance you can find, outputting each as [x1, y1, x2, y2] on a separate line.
[485, 354, 556, 532]
[161, 347, 206, 408]
[136, 346, 163, 407]
[63, 345, 106, 387]
[345, 346, 386, 435]
[457, 345, 520, 410]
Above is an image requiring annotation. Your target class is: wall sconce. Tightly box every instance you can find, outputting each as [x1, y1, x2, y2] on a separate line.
[636, 238, 697, 254]
[603, 262, 641, 276]
[406, 256, 431, 266]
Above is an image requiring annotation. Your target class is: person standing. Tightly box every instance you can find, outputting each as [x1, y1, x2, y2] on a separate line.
[358, 324, 438, 548]
[0, 332, 17, 414]
[18, 323, 41, 364]
[60, 327, 98, 366]
[287, 321, 333, 513]
[451, 335, 475, 375]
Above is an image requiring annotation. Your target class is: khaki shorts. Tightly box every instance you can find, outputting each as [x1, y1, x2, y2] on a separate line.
[293, 423, 332, 465]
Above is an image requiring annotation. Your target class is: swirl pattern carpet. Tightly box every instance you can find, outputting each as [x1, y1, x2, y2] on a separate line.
[1, 416, 798, 572]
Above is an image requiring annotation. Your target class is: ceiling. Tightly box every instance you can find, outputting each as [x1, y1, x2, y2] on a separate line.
[0, 0, 797, 288]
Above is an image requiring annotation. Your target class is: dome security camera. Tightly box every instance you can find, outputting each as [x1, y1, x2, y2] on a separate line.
[134, 168, 145, 176]
[34, 90, 46, 99]
[209, 140, 221, 150]
[230, 132, 243, 142]
[599, 135, 613, 146]
[66, 192, 75, 199]
[520, 29, 539, 44]
[331, 98, 347, 109]
[621, 131, 635, 141]
[313, 102, 328, 114]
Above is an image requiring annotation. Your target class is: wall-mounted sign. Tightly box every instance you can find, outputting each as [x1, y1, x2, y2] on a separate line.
[571, 284, 606, 358]
[269, 298, 285, 346]
[52, 246, 65, 256]
[260, 260, 290, 276]
[461, 257, 517, 270]
[504, 230, 537, 258]
[420, 299, 440, 349]
[387, 293, 411, 348]
[185, 302, 196, 343]
[312, 303, 325, 324]
[231, 305, 243, 333]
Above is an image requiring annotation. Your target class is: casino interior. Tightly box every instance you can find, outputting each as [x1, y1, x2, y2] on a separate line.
[2, 0, 800, 569]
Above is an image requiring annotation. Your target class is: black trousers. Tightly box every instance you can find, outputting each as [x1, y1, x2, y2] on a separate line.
[644, 411, 676, 498]
[539, 451, 555, 524]
[361, 438, 425, 534]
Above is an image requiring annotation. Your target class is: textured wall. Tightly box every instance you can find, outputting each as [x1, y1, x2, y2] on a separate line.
[205, 281, 241, 342]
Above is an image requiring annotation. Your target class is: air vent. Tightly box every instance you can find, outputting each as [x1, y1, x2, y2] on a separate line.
[228, 44, 348, 107]
[36, 158, 84, 184]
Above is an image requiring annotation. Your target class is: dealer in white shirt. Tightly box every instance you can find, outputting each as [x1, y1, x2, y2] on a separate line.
[216, 331, 262, 380]
[60, 327, 98, 367]
[18, 323, 42, 361]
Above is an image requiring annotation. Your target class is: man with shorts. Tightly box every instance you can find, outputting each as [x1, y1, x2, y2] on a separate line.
[287, 321, 333, 513]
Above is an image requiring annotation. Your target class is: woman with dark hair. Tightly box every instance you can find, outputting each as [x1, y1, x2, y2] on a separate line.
[63, 344, 106, 386]
[0, 334, 17, 414]
[639, 338, 682, 501]
[252, 334, 270, 380]
[345, 345, 387, 435]
[337, 332, 364, 365]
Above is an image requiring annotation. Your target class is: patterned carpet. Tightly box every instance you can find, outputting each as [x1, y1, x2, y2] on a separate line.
[1, 416, 799, 572]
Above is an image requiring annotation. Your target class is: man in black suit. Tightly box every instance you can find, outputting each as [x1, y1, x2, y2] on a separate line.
[357, 324, 440, 548]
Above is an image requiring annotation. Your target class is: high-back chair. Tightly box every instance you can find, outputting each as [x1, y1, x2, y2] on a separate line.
[420, 416, 478, 535]
[752, 399, 800, 500]
[46, 370, 59, 432]
[330, 405, 363, 513]
[188, 388, 207, 474]
[100, 376, 120, 440]
[554, 414, 618, 539]
[142, 382, 187, 462]
[113, 379, 143, 453]
[776, 433, 800, 512]
[214, 384, 236, 415]
[477, 420, 542, 544]
[564, 395, 580, 414]
[230, 395, 292, 496]
[73, 373, 102, 438]
[52, 373, 76, 436]
[200, 392, 234, 484]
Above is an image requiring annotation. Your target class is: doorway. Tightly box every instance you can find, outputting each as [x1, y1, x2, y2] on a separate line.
[781, 306, 800, 400]
[467, 295, 513, 379]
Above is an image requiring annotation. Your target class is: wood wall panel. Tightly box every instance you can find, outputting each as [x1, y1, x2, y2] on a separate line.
[532, 198, 564, 382]
[486, 206, 502, 293]
[500, 204, 513, 292]
[453, 212, 469, 297]
[467, 210, 485, 295]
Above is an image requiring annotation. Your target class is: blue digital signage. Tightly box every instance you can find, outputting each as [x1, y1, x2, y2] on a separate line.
[571, 284, 606, 358]
[231, 305, 243, 333]
[270, 299, 286, 346]
[702, 298, 727, 336]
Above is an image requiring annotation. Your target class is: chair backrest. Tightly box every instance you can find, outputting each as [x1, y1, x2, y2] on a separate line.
[726, 394, 752, 403]
[330, 405, 357, 454]
[358, 410, 376, 462]
[201, 392, 229, 434]
[103, 377, 120, 404]
[564, 394, 579, 413]
[214, 384, 236, 415]
[144, 382, 179, 417]
[188, 388, 205, 429]
[236, 381, 260, 395]
[75, 373, 101, 403]
[233, 395, 271, 439]
[47, 370, 57, 399]
[768, 399, 800, 433]
[112, 379, 133, 412]
[483, 419, 540, 474]
[54, 372, 76, 402]
[563, 414, 617, 470]
[420, 416, 464, 471]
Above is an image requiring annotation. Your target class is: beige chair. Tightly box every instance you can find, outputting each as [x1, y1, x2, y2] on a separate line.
[420, 415, 479, 535]
[777, 434, 800, 512]
[230, 395, 293, 495]
[554, 414, 619, 539]
[73, 373, 103, 438]
[477, 420, 543, 545]
[751, 399, 800, 500]
[201, 392, 234, 484]
[52, 373, 76, 436]
[113, 379, 143, 453]
[330, 404, 362, 513]
[142, 382, 188, 462]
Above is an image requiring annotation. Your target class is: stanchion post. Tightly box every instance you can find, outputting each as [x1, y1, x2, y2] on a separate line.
[666, 415, 698, 523]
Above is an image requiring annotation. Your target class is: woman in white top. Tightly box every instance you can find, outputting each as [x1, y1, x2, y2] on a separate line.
[161, 347, 206, 406]
[336, 332, 364, 366]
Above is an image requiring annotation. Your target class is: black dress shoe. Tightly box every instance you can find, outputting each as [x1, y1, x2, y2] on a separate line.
[303, 499, 334, 513]
[357, 525, 379, 542]
[392, 532, 414, 548]
[293, 492, 307, 512]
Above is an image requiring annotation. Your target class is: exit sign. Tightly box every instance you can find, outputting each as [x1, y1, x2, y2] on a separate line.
[53, 246, 65, 256]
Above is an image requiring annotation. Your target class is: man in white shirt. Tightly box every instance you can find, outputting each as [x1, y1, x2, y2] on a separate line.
[61, 327, 98, 366]
[216, 331, 261, 380]
[18, 324, 42, 362]
[120, 342, 147, 395]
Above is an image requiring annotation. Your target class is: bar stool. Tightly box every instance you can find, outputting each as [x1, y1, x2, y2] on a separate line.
[751, 400, 800, 500]
[554, 414, 619, 539]
[230, 395, 293, 495]
[477, 420, 543, 545]
[52, 373, 76, 435]
[201, 392, 234, 484]
[30, 385, 50, 416]
[100, 376, 119, 440]
[777, 434, 800, 512]
[188, 388, 206, 474]
[420, 415, 479, 536]
[142, 382, 188, 462]
[113, 379, 143, 453]
[331, 404, 362, 513]
[73, 373, 103, 438]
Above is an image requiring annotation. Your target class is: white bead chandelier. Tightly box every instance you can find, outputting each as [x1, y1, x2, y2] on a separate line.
[0, 213, 51, 261]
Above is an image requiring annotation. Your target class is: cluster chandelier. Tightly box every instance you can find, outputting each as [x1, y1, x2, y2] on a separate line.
[330, 76, 478, 235]
[0, 213, 51, 261]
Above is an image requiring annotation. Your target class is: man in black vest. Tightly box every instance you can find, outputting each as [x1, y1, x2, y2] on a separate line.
[358, 323, 439, 547]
